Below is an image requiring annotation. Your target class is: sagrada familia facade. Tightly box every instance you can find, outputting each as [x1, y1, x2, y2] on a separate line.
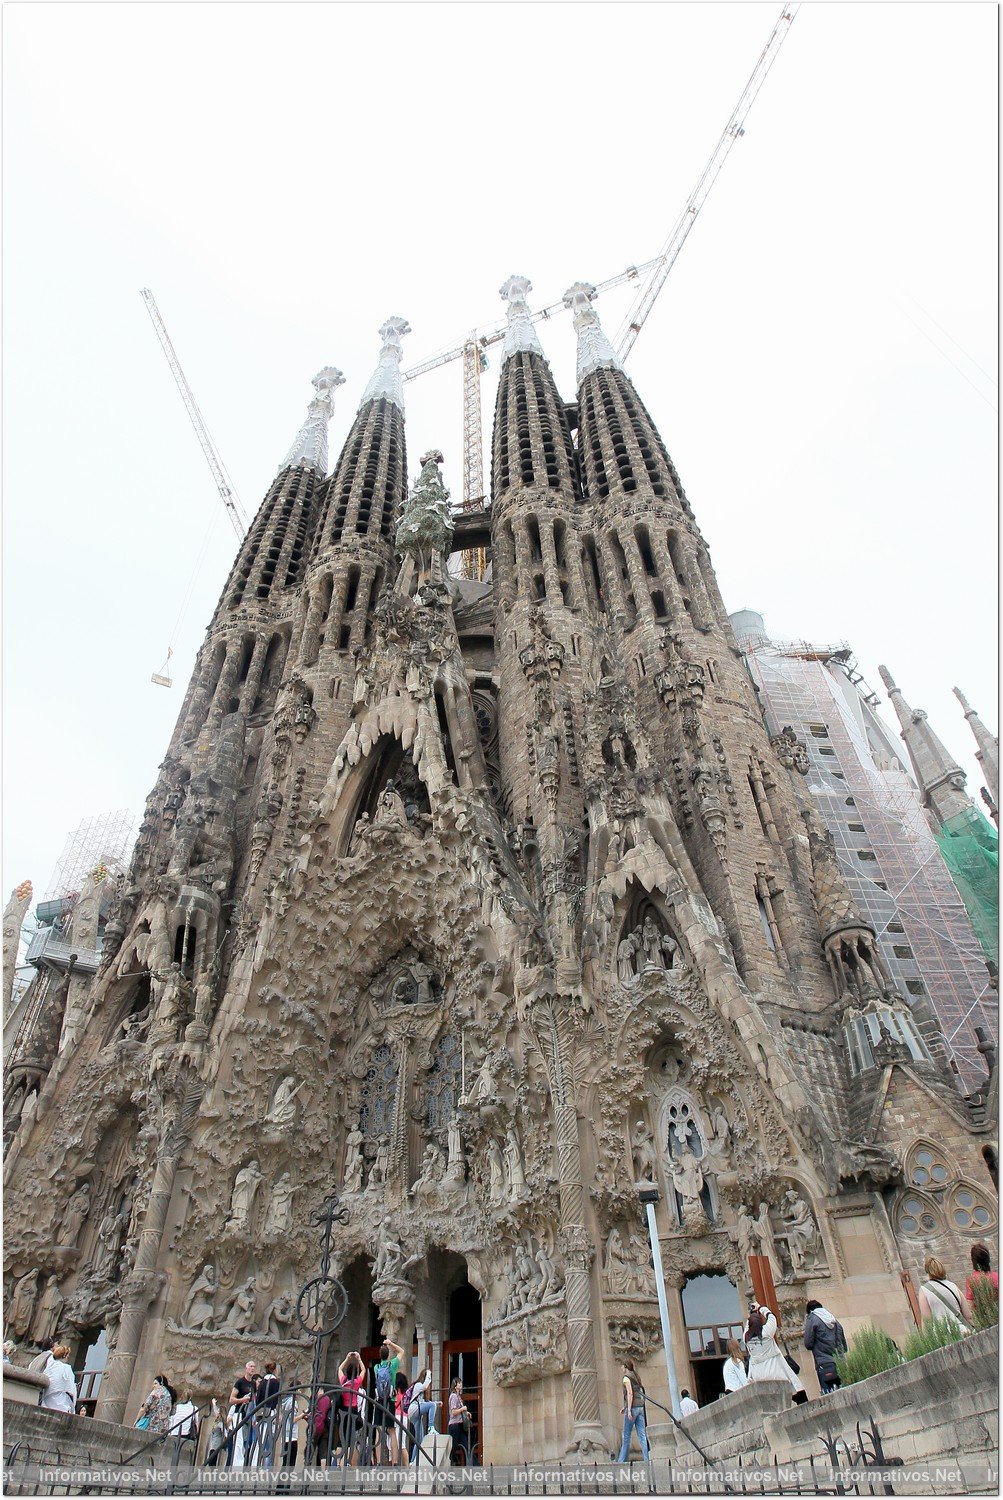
[3, 278, 998, 1459]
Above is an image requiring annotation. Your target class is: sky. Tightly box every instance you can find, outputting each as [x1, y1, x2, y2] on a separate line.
[2, 1, 997, 907]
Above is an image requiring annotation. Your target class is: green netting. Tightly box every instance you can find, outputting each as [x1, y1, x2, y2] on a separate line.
[936, 806, 999, 966]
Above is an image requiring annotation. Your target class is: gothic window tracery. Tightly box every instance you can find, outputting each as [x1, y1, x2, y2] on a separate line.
[359, 1043, 398, 1143]
[947, 1183, 994, 1232]
[424, 1034, 463, 1136]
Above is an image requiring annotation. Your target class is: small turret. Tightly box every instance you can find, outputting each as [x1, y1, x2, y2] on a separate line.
[879, 666, 971, 829]
[954, 687, 999, 821]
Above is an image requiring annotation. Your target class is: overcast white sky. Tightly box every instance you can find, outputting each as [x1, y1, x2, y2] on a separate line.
[3, 2, 997, 905]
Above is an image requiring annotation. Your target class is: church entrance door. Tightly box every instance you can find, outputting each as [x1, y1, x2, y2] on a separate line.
[441, 1339, 481, 1463]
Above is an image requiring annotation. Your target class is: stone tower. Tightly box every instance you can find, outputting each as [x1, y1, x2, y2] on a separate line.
[3, 290, 997, 1458]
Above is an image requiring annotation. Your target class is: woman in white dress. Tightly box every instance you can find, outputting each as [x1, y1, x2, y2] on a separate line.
[722, 1338, 750, 1393]
[744, 1305, 807, 1403]
[40, 1344, 78, 1413]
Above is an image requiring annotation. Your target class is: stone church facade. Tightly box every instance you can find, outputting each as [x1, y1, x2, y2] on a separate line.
[3, 277, 997, 1460]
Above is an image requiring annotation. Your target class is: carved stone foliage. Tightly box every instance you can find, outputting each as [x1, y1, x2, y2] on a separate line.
[606, 1314, 662, 1363]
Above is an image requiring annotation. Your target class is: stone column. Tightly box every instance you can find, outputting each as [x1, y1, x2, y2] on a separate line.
[622, 532, 656, 625]
[239, 634, 270, 716]
[539, 518, 562, 608]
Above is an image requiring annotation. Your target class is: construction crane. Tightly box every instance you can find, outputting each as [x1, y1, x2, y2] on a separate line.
[140, 288, 250, 541]
[403, 3, 799, 525]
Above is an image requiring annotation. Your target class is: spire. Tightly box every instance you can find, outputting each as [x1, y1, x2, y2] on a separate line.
[879, 665, 970, 827]
[500, 275, 545, 362]
[280, 367, 345, 474]
[954, 687, 1000, 813]
[563, 281, 621, 384]
[359, 317, 411, 411]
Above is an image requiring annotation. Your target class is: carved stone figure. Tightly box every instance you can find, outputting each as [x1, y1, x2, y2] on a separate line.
[667, 1145, 705, 1221]
[343, 1126, 365, 1193]
[782, 1189, 822, 1275]
[369, 1137, 390, 1188]
[226, 1160, 263, 1231]
[631, 1119, 657, 1182]
[445, 1112, 465, 1182]
[504, 1127, 527, 1200]
[264, 1291, 295, 1340]
[220, 1277, 257, 1334]
[183, 1264, 218, 1331]
[373, 780, 407, 832]
[265, 1076, 304, 1128]
[95, 1205, 128, 1278]
[372, 1230, 419, 1288]
[413, 1140, 445, 1194]
[263, 1172, 299, 1237]
[533, 1243, 561, 1301]
[59, 1182, 92, 1247]
[487, 1138, 506, 1205]
[603, 1228, 652, 1297]
[34, 1275, 64, 1342]
[7, 1269, 38, 1337]
[617, 932, 640, 985]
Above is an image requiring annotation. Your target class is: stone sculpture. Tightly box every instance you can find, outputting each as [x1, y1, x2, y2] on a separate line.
[265, 1076, 304, 1128]
[631, 1119, 658, 1182]
[263, 1172, 299, 1237]
[226, 1160, 263, 1231]
[183, 1264, 218, 1331]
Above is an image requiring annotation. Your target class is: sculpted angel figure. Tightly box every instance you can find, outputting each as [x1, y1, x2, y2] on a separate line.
[266, 1075, 304, 1128]
[226, 1160, 263, 1231]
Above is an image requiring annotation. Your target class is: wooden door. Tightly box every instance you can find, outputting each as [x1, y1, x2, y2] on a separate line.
[441, 1338, 481, 1463]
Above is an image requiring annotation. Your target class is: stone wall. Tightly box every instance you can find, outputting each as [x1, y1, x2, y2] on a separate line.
[650, 1327, 998, 1473]
[3, 1399, 177, 1468]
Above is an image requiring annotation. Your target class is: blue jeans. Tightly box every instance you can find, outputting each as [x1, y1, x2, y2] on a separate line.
[410, 1400, 438, 1460]
[617, 1406, 649, 1462]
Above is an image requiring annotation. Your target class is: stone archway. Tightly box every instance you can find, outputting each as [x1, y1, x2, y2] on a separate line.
[680, 1270, 744, 1407]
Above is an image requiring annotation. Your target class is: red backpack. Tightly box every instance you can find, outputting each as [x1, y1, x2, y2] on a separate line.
[313, 1394, 331, 1439]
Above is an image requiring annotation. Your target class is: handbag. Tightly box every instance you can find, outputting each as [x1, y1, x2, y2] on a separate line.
[784, 1354, 801, 1375]
[135, 1414, 151, 1430]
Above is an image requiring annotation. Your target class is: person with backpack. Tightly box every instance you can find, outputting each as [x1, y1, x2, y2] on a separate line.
[254, 1361, 282, 1467]
[446, 1377, 472, 1465]
[393, 1372, 410, 1464]
[616, 1358, 649, 1464]
[918, 1255, 970, 1332]
[371, 1338, 405, 1465]
[310, 1390, 334, 1466]
[803, 1300, 848, 1394]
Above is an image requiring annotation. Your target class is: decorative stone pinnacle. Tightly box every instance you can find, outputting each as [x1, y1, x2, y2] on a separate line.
[280, 367, 345, 474]
[954, 687, 974, 716]
[563, 280, 621, 384]
[500, 275, 545, 361]
[360, 317, 411, 411]
[396, 448, 453, 575]
[878, 665, 899, 696]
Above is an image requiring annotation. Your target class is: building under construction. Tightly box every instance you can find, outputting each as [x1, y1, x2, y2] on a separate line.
[733, 610, 997, 1088]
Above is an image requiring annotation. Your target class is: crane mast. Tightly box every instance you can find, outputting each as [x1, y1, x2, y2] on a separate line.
[140, 289, 249, 540]
[615, 5, 799, 359]
[402, 3, 798, 524]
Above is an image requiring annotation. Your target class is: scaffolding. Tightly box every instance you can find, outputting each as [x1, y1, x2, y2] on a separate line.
[42, 810, 135, 907]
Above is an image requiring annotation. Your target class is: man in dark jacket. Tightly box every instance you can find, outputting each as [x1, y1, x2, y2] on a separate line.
[803, 1300, 847, 1394]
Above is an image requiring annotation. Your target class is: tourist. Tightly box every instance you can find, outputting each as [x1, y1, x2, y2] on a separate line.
[446, 1378, 472, 1465]
[803, 1299, 847, 1394]
[393, 1372, 410, 1464]
[172, 1391, 199, 1460]
[918, 1256, 969, 1331]
[205, 1399, 227, 1467]
[372, 1338, 405, 1464]
[679, 1389, 699, 1418]
[407, 1366, 437, 1462]
[254, 1360, 282, 1467]
[39, 1343, 77, 1413]
[722, 1338, 749, 1393]
[615, 1358, 649, 1463]
[228, 1359, 259, 1465]
[27, 1337, 54, 1376]
[310, 1389, 334, 1466]
[278, 1384, 306, 1469]
[337, 1351, 366, 1465]
[745, 1304, 807, 1404]
[3, 1339, 16, 1364]
[135, 1374, 173, 1434]
[75, 1401, 90, 1417]
[966, 1243, 999, 1305]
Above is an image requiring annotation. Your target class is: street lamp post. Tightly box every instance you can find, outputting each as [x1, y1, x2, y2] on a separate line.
[638, 1184, 682, 1419]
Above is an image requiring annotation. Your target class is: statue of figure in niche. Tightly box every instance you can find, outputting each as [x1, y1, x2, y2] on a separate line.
[413, 1140, 446, 1195]
[59, 1181, 91, 1247]
[226, 1160, 263, 1232]
[631, 1120, 658, 1182]
[183, 1264, 218, 1330]
[7, 1270, 38, 1338]
[445, 1112, 465, 1182]
[781, 1189, 822, 1276]
[373, 780, 407, 832]
[264, 1291, 296, 1339]
[486, 1138, 505, 1205]
[221, 1277, 257, 1334]
[263, 1172, 300, 1237]
[504, 1127, 526, 1200]
[343, 1125, 365, 1193]
[369, 1136, 390, 1188]
[667, 1144, 704, 1214]
[266, 1075, 304, 1129]
[617, 931, 640, 985]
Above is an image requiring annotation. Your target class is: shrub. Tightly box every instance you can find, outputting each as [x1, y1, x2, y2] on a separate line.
[835, 1324, 902, 1385]
[901, 1314, 966, 1360]
[969, 1278, 999, 1331]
